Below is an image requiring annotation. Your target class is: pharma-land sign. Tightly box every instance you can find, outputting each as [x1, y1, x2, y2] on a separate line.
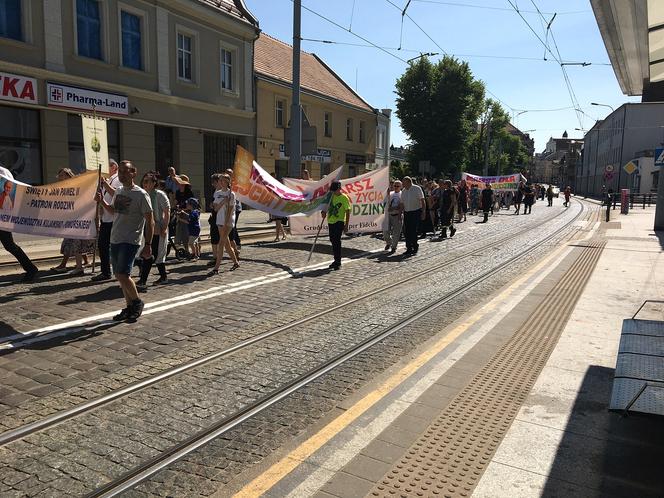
[0, 71, 37, 104]
[47, 82, 128, 115]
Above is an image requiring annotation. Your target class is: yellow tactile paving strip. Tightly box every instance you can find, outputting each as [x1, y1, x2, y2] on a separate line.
[368, 239, 606, 498]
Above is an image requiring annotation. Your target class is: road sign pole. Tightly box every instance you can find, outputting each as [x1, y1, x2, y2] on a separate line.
[289, 0, 302, 179]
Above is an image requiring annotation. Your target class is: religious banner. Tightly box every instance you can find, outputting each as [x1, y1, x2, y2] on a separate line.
[0, 171, 98, 239]
[461, 172, 527, 191]
[285, 167, 390, 235]
[82, 115, 109, 174]
[232, 145, 342, 217]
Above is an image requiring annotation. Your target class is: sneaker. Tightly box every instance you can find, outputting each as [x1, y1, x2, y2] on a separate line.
[328, 262, 341, 270]
[388, 248, 396, 255]
[154, 276, 168, 285]
[91, 273, 112, 282]
[113, 308, 131, 321]
[384, 244, 390, 251]
[450, 227, 457, 237]
[136, 281, 148, 293]
[127, 299, 145, 321]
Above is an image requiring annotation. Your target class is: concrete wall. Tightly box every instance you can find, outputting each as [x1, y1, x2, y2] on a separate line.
[176, 128, 205, 204]
[121, 121, 154, 172]
[41, 111, 69, 182]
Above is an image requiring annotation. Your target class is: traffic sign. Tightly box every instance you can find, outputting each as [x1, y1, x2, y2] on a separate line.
[655, 148, 664, 168]
[605, 164, 614, 173]
[623, 160, 638, 175]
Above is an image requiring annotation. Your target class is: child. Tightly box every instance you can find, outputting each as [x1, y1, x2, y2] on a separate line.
[178, 198, 201, 260]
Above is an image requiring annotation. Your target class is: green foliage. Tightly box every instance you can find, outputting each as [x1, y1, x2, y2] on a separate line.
[389, 159, 412, 179]
[395, 56, 485, 177]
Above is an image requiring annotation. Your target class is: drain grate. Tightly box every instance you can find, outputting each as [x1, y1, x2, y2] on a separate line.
[368, 240, 605, 498]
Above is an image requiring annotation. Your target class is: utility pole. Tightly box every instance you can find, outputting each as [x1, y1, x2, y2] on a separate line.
[483, 113, 492, 176]
[289, 0, 302, 178]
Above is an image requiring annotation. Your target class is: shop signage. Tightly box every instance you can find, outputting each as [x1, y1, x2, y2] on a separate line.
[279, 144, 332, 163]
[655, 148, 664, 169]
[47, 82, 128, 115]
[346, 153, 366, 165]
[0, 72, 37, 104]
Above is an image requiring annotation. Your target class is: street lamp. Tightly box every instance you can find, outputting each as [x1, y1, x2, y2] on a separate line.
[407, 52, 438, 63]
[591, 102, 615, 112]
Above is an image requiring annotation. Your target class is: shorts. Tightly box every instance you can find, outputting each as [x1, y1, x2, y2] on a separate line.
[188, 235, 200, 246]
[110, 243, 140, 276]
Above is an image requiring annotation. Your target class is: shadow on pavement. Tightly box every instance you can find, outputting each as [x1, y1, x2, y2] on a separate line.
[57, 286, 123, 305]
[650, 231, 664, 251]
[0, 277, 114, 305]
[540, 365, 664, 497]
[0, 321, 21, 338]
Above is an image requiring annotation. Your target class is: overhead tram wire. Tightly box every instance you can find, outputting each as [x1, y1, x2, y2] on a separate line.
[296, 1, 408, 64]
[411, 0, 590, 16]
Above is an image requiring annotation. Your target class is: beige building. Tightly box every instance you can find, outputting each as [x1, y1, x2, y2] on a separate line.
[0, 0, 258, 202]
[254, 34, 377, 180]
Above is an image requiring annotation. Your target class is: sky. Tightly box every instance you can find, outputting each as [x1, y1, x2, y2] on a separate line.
[243, 0, 639, 153]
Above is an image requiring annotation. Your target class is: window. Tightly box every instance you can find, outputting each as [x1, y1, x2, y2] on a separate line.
[324, 112, 332, 137]
[0, 106, 41, 184]
[275, 98, 286, 127]
[77, 0, 102, 60]
[67, 114, 119, 175]
[346, 118, 353, 141]
[0, 0, 21, 41]
[121, 11, 142, 70]
[220, 48, 233, 91]
[359, 121, 366, 143]
[177, 32, 192, 81]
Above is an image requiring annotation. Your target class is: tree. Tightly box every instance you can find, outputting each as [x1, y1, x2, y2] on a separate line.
[395, 56, 485, 178]
[389, 159, 412, 179]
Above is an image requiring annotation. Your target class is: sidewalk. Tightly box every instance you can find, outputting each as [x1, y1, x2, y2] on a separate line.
[1, 209, 275, 266]
[226, 206, 664, 498]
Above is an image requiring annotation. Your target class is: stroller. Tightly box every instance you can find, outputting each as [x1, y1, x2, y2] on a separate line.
[166, 208, 190, 261]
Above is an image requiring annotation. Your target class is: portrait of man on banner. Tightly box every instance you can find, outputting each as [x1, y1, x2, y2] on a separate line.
[0, 176, 16, 212]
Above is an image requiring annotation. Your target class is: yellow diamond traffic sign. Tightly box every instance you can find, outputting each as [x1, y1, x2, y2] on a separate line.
[623, 161, 638, 175]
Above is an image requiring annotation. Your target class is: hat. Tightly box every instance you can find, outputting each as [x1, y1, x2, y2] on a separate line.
[186, 197, 199, 209]
[178, 174, 190, 185]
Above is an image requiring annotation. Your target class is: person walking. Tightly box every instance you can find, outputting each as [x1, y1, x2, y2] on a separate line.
[469, 183, 480, 215]
[383, 180, 404, 254]
[563, 186, 572, 207]
[457, 179, 468, 222]
[210, 173, 239, 274]
[0, 164, 38, 282]
[96, 160, 154, 321]
[480, 183, 494, 223]
[438, 180, 458, 239]
[136, 172, 170, 289]
[546, 185, 554, 207]
[91, 159, 121, 281]
[523, 182, 535, 214]
[225, 168, 242, 252]
[514, 181, 524, 215]
[400, 177, 425, 255]
[321, 180, 351, 270]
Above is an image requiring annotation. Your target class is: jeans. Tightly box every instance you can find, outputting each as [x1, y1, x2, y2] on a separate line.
[328, 221, 344, 265]
[98, 222, 113, 276]
[0, 230, 37, 273]
[110, 243, 140, 276]
[403, 210, 421, 253]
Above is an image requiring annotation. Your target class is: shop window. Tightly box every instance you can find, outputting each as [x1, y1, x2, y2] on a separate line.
[220, 47, 233, 91]
[77, 0, 103, 60]
[121, 10, 142, 70]
[0, 106, 41, 184]
[0, 0, 21, 41]
[67, 114, 120, 175]
[177, 32, 193, 81]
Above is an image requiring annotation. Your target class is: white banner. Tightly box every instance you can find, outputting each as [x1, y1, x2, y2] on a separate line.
[47, 82, 129, 116]
[82, 116, 109, 174]
[0, 171, 98, 239]
[285, 167, 390, 235]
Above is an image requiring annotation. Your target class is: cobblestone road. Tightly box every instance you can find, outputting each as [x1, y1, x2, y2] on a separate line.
[0, 200, 591, 497]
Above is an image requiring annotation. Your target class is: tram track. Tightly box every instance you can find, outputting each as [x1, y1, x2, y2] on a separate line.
[0, 203, 582, 450]
[79, 201, 588, 498]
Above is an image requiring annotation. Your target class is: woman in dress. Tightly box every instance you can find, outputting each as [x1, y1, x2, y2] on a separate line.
[51, 168, 95, 275]
[210, 173, 239, 274]
[457, 179, 469, 222]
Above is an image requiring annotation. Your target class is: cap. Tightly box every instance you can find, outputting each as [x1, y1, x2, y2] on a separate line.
[186, 197, 200, 209]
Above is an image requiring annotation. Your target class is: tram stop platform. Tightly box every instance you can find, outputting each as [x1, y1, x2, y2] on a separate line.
[228, 206, 664, 498]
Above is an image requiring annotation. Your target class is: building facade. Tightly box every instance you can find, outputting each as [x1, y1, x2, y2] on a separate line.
[373, 108, 391, 169]
[578, 103, 664, 196]
[254, 34, 377, 180]
[0, 0, 258, 203]
[532, 131, 582, 187]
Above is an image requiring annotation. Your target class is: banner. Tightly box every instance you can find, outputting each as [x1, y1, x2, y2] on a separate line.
[82, 116, 109, 174]
[232, 145, 342, 217]
[285, 167, 390, 235]
[0, 171, 98, 239]
[461, 172, 527, 191]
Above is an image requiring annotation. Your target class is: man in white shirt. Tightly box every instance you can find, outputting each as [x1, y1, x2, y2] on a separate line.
[92, 159, 122, 281]
[0, 165, 39, 282]
[400, 176, 426, 255]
